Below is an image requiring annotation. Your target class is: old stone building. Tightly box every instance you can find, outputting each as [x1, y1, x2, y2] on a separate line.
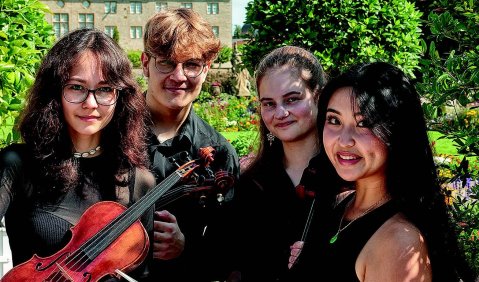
[41, 0, 232, 51]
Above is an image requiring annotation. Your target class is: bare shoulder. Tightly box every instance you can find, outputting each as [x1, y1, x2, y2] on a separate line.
[379, 214, 425, 245]
[356, 213, 432, 282]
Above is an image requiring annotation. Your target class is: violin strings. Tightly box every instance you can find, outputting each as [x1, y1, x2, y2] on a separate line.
[45, 186, 197, 282]
[51, 170, 183, 277]
[45, 162, 206, 279]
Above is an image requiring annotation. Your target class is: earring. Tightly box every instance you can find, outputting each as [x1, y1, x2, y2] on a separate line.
[267, 132, 275, 146]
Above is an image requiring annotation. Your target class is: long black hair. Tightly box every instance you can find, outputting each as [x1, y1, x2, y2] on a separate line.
[316, 62, 475, 281]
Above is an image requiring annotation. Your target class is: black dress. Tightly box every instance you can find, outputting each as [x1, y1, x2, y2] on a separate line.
[294, 192, 398, 281]
[233, 154, 334, 281]
[0, 143, 155, 279]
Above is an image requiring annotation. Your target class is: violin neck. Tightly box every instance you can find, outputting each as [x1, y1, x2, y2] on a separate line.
[81, 170, 183, 259]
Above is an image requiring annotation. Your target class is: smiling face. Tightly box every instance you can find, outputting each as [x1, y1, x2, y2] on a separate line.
[61, 51, 116, 144]
[258, 66, 318, 144]
[323, 87, 388, 185]
[142, 52, 209, 113]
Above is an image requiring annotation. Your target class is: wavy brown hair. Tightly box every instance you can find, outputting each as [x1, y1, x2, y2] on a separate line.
[143, 8, 221, 63]
[19, 28, 149, 202]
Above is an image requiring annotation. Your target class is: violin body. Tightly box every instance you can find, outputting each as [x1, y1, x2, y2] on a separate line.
[1, 147, 232, 282]
[1, 201, 148, 282]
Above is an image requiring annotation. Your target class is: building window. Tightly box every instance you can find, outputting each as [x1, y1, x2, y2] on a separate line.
[105, 2, 117, 14]
[53, 13, 69, 38]
[130, 2, 142, 14]
[79, 13, 94, 28]
[105, 26, 116, 37]
[212, 26, 219, 37]
[56, 0, 65, 8]
[156, 2, 168, 12]
[82, 0, 90, 8]
[180, 3, 192, 9]
[207, 3, 219, 14]
[130, 26, 142, 39]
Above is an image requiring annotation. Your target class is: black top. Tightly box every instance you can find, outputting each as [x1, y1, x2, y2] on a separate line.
[294, 192, 398, 281]
[233, 154, 332, 281]
[146, 109, 240, 282]
[0, 143, 155, 279]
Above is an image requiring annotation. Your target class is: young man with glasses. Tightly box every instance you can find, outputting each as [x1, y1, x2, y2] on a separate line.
[140, 8, 240, 282]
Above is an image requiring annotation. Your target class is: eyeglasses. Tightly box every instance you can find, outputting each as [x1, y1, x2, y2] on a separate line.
[149, 55, 205, 78]
[62, 84, 120, 106]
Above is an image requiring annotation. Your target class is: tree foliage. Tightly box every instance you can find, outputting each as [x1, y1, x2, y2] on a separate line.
[113, 26, 120, 44]
[414, 0, 479, 275]
[0, 0, 55, 147]
[242, 0, 423, 77]
[417, 0, 479, 160]
[214, 45, 233, 67]
[233, 25, 242, 39]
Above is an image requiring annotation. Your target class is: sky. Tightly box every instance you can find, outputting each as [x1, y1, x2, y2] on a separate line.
[232, 0, 250, 28]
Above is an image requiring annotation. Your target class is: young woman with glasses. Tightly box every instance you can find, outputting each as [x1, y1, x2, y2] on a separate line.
[0, 28, 155, 280]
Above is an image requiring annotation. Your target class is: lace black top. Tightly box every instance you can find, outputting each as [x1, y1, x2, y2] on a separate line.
[0, 143, 155, 268]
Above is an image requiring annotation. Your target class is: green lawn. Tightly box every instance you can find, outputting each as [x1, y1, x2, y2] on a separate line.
[220, 131, 258, 143]
[222, 130, 459, 155]
[428, 131, 459, 155]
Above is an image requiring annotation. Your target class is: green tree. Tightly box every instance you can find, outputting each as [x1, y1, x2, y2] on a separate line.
[0, 0, 55, 147]
[417, 0, 479, 160]
[416, 1, 479, 273]
[413, 0, 479, 275]
[242, 0, 423, 77]
[113, 26, 120, 44]
[214, 45, 233, 68]
[233, 24, 242, 39]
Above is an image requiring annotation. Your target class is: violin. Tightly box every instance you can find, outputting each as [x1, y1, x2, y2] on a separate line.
[1, 147, 234, 282]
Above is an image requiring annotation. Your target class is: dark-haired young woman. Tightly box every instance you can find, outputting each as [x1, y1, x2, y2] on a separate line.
[290, 62, 475, 282]
[0, 28, 155, 280]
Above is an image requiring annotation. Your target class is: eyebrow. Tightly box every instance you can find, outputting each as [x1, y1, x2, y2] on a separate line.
[259, 90, 301, 102]
[326, 108, 340, 114]
[326, 108, 363, 118]
[67, 78, 109, 85]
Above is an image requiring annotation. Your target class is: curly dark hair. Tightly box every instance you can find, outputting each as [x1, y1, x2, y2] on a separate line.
[316, 62, 475, 281]
[19, 28, 149, 202]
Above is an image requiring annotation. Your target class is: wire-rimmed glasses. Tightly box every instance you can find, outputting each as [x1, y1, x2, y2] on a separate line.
[62, 84, 120, 106]
[149, 54, 206, 78]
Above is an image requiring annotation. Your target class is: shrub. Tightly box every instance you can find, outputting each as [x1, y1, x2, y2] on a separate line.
[205, 71, 239, 96]
[436, 154, 479, 275]
[193, 92, 259, 132]
[231, 134, 256, 157]
[242, 0, 423, 77]
[136, 74, 147, 92]
[0, 0, 55, 148]
[417, 0, 479, 159]
[214, 45, 233, 68]
[112, 26, 120, 44]
[127, 50, 142, 68]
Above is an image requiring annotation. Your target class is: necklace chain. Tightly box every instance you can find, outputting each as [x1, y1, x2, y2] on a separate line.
[73, 145, 101, 158]
[329, 194, 390, 244]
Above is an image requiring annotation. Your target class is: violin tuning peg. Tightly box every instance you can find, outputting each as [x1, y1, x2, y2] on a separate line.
[216, 193, 224, 204]
[199, 195, 207, 207]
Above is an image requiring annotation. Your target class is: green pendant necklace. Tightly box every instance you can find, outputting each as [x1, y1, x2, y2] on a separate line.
[330, 194, 390, 244]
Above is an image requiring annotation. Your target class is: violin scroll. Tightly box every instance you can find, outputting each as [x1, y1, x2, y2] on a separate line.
[198, 147, 215, 167]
